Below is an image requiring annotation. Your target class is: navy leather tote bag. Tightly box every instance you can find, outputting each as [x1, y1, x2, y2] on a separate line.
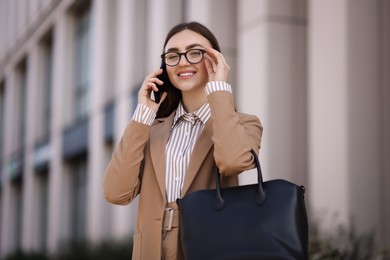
[177, 149, 308, 260]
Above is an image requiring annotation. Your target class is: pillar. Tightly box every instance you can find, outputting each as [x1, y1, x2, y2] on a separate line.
[237, 0, 308, 186]
[47, 13, 69, 254]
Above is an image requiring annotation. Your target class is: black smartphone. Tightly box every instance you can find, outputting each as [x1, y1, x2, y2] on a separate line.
[153, 62, 170, 103]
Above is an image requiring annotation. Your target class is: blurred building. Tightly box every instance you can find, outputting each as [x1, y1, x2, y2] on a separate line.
[0, 0, 389, 257]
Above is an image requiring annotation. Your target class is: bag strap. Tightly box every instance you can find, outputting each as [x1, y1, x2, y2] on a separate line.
[214, 149, 266, 210]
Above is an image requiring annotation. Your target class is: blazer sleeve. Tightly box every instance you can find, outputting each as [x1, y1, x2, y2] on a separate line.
[103, 120, 150, 205]
[207, 90, 263, 176]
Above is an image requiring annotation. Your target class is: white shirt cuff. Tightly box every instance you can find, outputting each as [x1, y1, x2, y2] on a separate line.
[205, 81, 233, 96]
[132, 103, 156, 125]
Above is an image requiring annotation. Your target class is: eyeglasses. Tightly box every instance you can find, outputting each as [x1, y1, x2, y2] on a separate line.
[161, 49, 206, 66]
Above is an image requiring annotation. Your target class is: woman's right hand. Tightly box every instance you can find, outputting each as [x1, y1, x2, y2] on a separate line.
[138, 69, 168, 113]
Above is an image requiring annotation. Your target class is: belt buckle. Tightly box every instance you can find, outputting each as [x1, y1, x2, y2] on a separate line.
[162, 207, 174, 231]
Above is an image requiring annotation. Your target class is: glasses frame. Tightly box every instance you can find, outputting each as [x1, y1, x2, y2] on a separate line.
[161, 49, 206, 67]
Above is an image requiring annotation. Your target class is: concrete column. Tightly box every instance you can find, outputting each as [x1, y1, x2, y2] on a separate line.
[185, 0, 238, 86]
[87, 0, 110, 243]
[20, 45, 39, 251]
[109, 0, 140, 240]
[0, 70, 16, 256]
[383, 0, 390, 244]
[28, 0, 39, 25]
[347, 0, 387, 239]
[309, 0, 386, 240]
[185, 0, 210, 24]
[46, 14, 69, 254]
[9, 0, 17, 49]
[237, 0, 308, 186]
[145, 0, 181, 72]
[16, 0, 26, 36]
[0, 0, 5, 57]
[308, 0, 350, 226]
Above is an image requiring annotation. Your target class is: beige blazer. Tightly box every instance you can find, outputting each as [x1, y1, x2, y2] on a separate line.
[104, 91, 263, 259]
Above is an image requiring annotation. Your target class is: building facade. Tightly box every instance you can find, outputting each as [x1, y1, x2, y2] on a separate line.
[0, 0, 389, 257]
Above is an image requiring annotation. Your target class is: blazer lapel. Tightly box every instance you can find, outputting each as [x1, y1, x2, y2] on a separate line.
[150, 113, 175, 201]
[181, 120, 213, 197]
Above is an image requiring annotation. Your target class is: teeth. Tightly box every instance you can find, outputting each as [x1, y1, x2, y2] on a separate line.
[179, 72, 194, 77]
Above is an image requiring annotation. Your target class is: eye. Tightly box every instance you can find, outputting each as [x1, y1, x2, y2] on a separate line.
[165, 53, 179, 62]
[188, 49, 202, 58]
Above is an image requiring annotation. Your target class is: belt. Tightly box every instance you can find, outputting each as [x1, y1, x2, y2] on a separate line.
[162, 202, 179, 232]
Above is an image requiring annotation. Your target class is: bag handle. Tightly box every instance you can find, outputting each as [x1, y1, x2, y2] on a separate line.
[214, 149, 266, 210]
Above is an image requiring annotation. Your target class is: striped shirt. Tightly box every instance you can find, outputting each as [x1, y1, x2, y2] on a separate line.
[132, 81, 232, 202]
[165, 102, 210, 202]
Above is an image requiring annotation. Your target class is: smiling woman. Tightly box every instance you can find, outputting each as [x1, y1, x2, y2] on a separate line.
[103, 21, 263, 260]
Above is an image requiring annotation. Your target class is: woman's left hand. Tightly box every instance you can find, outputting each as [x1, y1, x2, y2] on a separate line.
[204, 47, 230, 82]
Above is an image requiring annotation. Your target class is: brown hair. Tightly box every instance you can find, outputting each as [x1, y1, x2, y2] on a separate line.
[156, 22, 221, 118]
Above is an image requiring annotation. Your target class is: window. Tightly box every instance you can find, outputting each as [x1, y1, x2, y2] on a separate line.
[102, 143, 114, 237]
[0, 81, 4, 159]
[10, 179, 23, 252]
[37, 35, 53, 142]
[73, 7, 91, 121]
[0, 190, 2, 256]
[34, 170, 49, 253]
[69, 158, 87, 241]
[12, 61, 27, 153]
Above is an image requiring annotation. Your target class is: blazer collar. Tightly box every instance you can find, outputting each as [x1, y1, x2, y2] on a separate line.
[150, 112, 214, 201]
[173, 102, 211, 127]
[150, 113, 174, 201]
[181, 120, 213, 196]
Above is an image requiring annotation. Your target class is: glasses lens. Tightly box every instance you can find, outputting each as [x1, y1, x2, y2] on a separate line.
[186, 49, 204, 64]
[164, 53, 180, 66]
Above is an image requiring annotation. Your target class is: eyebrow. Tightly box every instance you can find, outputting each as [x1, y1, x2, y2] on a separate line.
[166, 43, 204, 53]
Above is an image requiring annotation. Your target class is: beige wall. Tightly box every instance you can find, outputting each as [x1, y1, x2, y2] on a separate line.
[0, 0, 389, 257]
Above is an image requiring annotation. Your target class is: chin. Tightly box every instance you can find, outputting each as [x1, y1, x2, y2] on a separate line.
[175, 82, 197, 91]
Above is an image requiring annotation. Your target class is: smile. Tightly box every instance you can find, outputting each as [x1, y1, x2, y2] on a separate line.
[178, 72, 195, 78]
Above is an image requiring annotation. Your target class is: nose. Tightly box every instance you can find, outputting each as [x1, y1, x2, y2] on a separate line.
[178, 53, 190, 66]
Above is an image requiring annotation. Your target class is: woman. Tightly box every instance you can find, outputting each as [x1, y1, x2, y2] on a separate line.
[104, 21, 263, 260]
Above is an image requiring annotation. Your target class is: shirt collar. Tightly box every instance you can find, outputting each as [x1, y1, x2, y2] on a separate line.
[173, 102, 211, 127]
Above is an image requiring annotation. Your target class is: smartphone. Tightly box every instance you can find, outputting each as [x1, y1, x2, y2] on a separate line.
[153, 62, 170, 103]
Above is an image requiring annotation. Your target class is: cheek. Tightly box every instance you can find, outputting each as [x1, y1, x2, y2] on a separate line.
[166, 67, 176, 81]
[198, 63, 209, 78]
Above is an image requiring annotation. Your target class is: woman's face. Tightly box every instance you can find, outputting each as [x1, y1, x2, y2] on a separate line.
[164, 29, 212, 93]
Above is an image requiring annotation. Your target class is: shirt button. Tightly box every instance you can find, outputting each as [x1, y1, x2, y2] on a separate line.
[175, 177, 180, 182]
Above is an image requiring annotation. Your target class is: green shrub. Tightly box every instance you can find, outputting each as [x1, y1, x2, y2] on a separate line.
[55, 239, 132, 260]
[4, 250, 49, 260]
[4, 227, 390, 260]
[309, 217, 390, 260]
[4, 238, 132, 260]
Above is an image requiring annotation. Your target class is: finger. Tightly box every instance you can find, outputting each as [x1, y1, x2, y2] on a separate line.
[204, 47, 220, 63]
[139, 68, 165, 100]
[146, 68, 163, 78]
[143, 69, 164, 86]
[205, 47, 230, 68]
[205, 55, 222, 74]
[147, 77, 163, 87]
[205, 54, 217, 70]
[204, 57, 214, 74]
[218, 52, 229, 67]
[148, 82, 159, 92]
[209, 55, 218, 72]
[142, 69, 163, 88]
[139, 82, 156, 97]
[206, 48, 231, 73]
